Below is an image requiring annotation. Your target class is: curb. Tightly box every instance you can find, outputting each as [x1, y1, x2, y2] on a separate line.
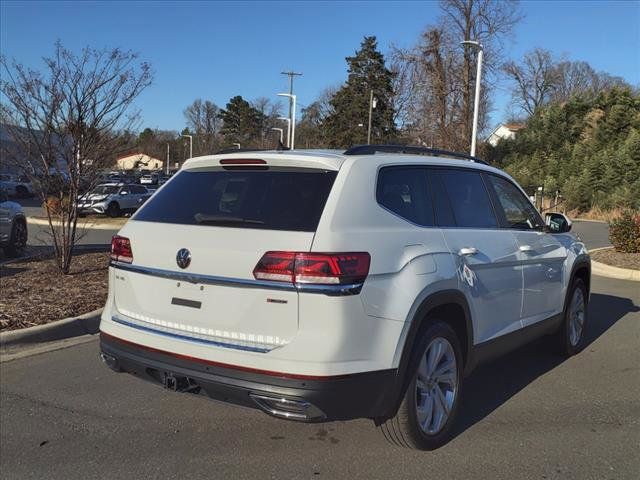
[573, 218, 609, 224]
[0, 308, 103, 349]
[27, 217, 125, 230]
[589, 247, 640, 282]
[0, 244, 109, 266]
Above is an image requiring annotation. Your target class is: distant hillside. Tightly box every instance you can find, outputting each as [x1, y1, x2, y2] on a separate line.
[487, 87, 640, 212]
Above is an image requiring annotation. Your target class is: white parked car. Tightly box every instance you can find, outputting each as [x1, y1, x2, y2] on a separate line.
[139, 173, 159, 185]
[99, 146, 590, 450]
[0, 173, 34, 198]
[78, 183, 150, 217]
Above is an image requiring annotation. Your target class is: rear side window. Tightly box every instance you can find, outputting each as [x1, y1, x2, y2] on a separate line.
[134, 168, 337, 232]
[377, 167, 434, 226]
[437, 169, 498, 228]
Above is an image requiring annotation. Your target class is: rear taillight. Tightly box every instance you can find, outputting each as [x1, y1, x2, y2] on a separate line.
[253, 252, 370, 286]
[110, 235, 133, 264]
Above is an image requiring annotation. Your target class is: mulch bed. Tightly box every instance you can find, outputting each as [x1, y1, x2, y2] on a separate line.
[0, 252, 109, 332]
[591, 248, 640, 271]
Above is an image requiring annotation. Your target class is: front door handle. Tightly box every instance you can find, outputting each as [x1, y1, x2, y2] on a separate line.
[519, 245, 533, 253]
[458, 247, 478, 256]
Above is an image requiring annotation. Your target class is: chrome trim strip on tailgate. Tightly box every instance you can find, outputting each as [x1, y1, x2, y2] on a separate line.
[109, 261, 364, 296]
[111, 315, 273, 353]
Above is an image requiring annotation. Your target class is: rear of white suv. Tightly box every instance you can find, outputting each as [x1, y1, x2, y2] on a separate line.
[100, 147, 590, 450]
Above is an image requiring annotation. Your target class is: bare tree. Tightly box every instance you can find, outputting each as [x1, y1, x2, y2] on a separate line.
[1, 42, 152, 273]
[503, 48, 558, 115]
[439, 0, 522, 146]
[251, 97, 283, 148]
[183, 99, 221, 154]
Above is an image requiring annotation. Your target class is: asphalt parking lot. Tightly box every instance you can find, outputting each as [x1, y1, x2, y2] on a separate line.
[2, 221, 638, 479]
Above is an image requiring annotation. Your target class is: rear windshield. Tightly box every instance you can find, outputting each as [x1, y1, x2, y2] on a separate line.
[134, 167, 337, 231]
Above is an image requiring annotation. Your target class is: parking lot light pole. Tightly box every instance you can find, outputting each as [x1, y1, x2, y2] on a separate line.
[181, 134, 193, 159]
[460, 40, 483, 157]
[278, 93, 296, 150]
[278, 116, 292, 148]
[270, 127, 284, 145]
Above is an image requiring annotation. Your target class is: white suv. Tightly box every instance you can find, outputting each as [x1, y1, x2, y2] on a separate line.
[99, 146, 590, 450]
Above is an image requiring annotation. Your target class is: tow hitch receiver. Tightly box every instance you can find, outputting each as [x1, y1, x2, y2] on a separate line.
[163, 373, 201, 394]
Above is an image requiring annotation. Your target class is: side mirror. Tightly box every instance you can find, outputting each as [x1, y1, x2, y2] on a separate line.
[545, 212, 572, 233]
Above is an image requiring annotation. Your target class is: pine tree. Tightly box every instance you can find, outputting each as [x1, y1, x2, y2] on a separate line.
[324, 36, 397, 148]
[219, 96, 264, 146]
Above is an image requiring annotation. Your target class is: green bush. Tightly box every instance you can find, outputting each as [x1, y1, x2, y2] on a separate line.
[609, 211, 640, 253]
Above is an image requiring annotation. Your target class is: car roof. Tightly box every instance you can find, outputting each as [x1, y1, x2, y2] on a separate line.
[183, 149, 511, 178]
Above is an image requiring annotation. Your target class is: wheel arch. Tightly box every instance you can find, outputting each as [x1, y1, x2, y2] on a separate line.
[377, 289, 473, 422]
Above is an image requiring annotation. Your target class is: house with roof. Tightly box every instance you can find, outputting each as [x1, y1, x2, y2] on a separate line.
[486, 123, 525, 146]
[115, 152, 163, 170]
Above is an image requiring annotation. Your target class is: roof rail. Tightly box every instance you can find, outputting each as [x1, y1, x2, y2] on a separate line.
[343, 144, 489, 165]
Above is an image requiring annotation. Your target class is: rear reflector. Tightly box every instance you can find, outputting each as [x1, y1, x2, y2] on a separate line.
[219, 158, 267, 165]
[110, 235, 133, 263]
[253, 252, 370, 286]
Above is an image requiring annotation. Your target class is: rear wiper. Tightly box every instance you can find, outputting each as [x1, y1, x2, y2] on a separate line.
[194, 213, 264, 225]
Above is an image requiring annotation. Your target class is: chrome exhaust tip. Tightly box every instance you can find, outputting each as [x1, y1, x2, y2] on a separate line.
[249, 393, 326, 422]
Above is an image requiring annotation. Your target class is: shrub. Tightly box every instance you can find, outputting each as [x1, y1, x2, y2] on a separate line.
[609, 211, 640, 253]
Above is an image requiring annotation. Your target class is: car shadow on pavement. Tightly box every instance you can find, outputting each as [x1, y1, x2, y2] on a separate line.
[451, 292, 639, 441]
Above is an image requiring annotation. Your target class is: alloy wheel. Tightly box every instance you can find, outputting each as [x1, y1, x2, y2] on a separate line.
[415, 337, 458, 435]
[568, 287, 586, 347]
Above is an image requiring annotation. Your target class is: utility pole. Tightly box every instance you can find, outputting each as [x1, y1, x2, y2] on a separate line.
[166, 143, 170, 175]
[281, 71, 302, 148]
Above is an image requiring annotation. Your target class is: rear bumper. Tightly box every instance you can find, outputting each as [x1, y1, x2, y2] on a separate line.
[99, 332, 397, 422]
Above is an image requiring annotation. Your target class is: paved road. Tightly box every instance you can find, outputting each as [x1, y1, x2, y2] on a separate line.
[1, 275, 638, 480]
[572, 220, 611, 249]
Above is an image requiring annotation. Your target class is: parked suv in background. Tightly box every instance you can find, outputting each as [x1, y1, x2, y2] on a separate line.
[99, 146, 590, 450]
[79, 183, 150, 217]
[0, 187, 28, 257]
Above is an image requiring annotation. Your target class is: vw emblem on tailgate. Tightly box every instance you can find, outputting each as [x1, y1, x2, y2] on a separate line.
[176, 248, 191, 269]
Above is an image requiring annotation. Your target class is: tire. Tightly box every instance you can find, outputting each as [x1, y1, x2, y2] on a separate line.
[15, 185, 28, 198]
[551, 278, 588, 356]
[106, 202, 121, 218]
[5, 219, 27, 258]
[379, 321, 463, 450]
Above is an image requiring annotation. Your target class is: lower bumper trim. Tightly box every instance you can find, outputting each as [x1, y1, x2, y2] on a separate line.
[100, 332, 398, 422]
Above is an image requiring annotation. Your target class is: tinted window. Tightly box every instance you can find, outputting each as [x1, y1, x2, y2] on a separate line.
[487, 175, 545, 230]
[130, 185, 146, 194]
[438, 169, 498, 228]
[134, 168, 337, 232]
[377, 167, 433, 226]
[93, 185, 119, 195]
[429, 172, 456, 227]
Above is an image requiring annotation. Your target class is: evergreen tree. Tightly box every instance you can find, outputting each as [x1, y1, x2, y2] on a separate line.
[219, 96, 264, 146]
[324, 36, 397, 148]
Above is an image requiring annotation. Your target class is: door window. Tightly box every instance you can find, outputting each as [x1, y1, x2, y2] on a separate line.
[437, 169, 498, 228]
[376, 167, 433, 226]
[487, 175, 545, 230]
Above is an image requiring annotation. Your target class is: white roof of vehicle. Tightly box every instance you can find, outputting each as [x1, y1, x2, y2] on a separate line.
[183, 148, 509, 178]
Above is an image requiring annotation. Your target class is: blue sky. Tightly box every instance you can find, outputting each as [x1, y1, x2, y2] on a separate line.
[2, 0, 639, 132]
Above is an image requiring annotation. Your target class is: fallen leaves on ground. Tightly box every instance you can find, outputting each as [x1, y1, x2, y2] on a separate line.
[0, 252, 109, 331]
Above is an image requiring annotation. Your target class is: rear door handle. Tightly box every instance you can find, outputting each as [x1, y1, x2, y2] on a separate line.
[519, 245, 533, 253]
[458, 247, 478, 256]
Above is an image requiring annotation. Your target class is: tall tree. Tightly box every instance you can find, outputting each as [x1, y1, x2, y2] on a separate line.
[218, 96, 264, 146]
[440, 0, 522, 149]
[503, 48, 558, 116]
[1, 42, 152, 273]
[183, 99, 221, 155]
[324, 36, 397, 148]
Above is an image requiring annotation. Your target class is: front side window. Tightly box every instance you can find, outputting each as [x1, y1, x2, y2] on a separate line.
[437, 169, 498, 228]
[376, 167, 433, 226]
[487, 175, 545, 230]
